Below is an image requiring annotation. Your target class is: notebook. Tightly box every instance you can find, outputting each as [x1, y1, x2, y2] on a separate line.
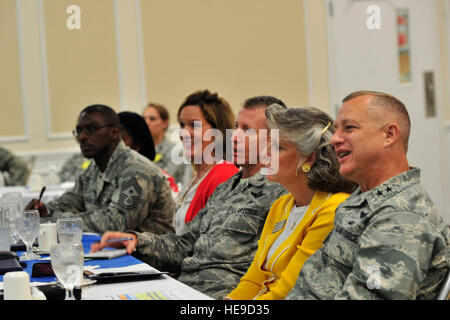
[84, 249, 127, 260]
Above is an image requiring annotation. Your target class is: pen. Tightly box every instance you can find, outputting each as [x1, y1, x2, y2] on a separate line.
[38, 186, 46, 202]
[106, 237, 134, 243]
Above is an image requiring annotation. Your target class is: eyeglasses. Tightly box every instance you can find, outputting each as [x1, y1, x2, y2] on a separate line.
[72, 124, 115, 137]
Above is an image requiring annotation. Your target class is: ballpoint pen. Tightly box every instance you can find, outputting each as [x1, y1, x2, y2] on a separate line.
[38, 186, 46, 202]
[105, 237, 135, 243]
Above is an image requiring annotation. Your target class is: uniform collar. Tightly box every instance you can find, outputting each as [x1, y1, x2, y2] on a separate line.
[94, 141, 127, 182]
[235, 169, 266, 187]
[343, 168, 421, 210]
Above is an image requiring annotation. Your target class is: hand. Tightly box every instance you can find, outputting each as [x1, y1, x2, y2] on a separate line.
[90, 231, 138, 255]
[25, 199, 49, 217]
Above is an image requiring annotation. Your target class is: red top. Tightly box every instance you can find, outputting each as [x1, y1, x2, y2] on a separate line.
[184, 161, 239, 223]
[161, 169, 179, 194]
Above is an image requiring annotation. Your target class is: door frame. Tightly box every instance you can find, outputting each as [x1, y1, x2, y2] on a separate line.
[324, 0, 450, 221]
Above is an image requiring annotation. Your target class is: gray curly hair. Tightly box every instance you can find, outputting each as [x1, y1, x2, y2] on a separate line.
[265, 104, 356, 194]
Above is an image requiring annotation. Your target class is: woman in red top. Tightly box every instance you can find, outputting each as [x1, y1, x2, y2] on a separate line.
[174, 90, 238, 234]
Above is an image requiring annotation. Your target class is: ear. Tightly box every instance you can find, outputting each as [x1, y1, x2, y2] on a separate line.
[163, 120, 169, 131]
[383, 122, 400, 148]
[133, 143, 142, 152]
[111, 125, 120, 140]
[304, 152, 317, 167]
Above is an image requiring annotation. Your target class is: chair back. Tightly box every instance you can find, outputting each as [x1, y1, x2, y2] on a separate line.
[437, 269, 450, 300]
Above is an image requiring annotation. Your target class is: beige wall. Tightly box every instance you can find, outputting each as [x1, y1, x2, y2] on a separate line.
[141, 0, 309, 122]
[1, 0, 324, 157]
[1, 0, 448, 158]
[0, 0, 25, 139]
[43, 0, 120, 135]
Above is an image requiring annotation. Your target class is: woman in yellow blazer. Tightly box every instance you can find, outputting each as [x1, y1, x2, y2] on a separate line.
[226, 104, 356, 300]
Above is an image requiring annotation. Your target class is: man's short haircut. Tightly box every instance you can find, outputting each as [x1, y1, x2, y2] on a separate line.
[242, 96, 287, 110]
[343, 90, 411, 151]
[80, 104, 120, 126]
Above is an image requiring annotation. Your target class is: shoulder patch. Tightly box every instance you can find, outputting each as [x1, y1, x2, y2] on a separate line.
[118, 177, 143, 210]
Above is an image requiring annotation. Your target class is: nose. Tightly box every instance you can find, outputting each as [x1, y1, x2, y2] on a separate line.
[259, 142, 271, 165]
[77, 128, 90, 142]
[330, 129, 343, 148]
[179, 127, 193, 142]
[231, 128, 243, 144]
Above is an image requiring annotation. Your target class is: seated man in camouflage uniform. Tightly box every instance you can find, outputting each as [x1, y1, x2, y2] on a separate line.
[0, 146, 28, 186]
[26, 104, 175, 235]
[91, 96, 289, 299]
[287, 91, 450, 300]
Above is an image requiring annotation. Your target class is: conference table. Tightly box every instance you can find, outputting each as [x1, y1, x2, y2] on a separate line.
[0, 184, 72, 206]
[0, 234, 213, 300]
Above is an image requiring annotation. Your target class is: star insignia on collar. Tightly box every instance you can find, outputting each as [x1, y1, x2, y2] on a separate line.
[376, 190, 383, 196]
[386, 186, 392, 192]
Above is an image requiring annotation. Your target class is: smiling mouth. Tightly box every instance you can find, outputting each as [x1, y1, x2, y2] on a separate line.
[337, 151, 351, 159]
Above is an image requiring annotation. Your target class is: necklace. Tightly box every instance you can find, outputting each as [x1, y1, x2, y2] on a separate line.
[176, 166, 214, 205]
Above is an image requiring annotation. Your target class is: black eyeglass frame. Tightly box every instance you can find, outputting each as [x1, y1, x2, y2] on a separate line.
[72, 124, 116, 137]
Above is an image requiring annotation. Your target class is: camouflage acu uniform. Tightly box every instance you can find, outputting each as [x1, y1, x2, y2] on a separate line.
[286, 168, 450, 300]
[154, 137, 192, 187]
[132, 170, 288, 299]
[58, 153, 89, 182]
[0, 146, 28, 186]
[47, 142, 175, 235]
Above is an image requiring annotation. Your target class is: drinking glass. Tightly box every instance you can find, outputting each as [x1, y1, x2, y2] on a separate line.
[56, 217, 83, 244]
[2, 192, 24, 244]
[0, 208, 11, 251]
[50, 243, 84, 300]
[15, 210, 40, 261]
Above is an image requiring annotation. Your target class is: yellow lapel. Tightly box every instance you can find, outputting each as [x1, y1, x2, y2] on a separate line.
[259, 191, 332, 271]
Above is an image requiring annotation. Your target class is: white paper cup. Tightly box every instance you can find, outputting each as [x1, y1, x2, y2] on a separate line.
[3, 271, 32, 300]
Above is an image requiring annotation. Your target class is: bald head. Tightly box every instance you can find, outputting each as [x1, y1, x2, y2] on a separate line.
[343, 91, 411, 152]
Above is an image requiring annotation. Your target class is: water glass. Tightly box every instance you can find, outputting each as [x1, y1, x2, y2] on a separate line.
[0, 208, 11, 251]
[2, 192, 24, 244]
[50, 243, 84, 300]
[56, 217, 83, 244]
[15, 210, 40, 261]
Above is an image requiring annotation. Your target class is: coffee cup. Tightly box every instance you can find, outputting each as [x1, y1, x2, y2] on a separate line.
[3, 271, 32, 300]
[38, 223, 57, 251]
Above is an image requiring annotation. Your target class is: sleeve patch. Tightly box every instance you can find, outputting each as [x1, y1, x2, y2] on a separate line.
[118, 177, 143, 210]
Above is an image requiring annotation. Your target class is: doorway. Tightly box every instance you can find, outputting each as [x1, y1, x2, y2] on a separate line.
[325, 0, 448, 219]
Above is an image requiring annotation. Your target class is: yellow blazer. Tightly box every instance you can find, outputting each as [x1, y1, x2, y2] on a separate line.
[226, 191, 349, 300]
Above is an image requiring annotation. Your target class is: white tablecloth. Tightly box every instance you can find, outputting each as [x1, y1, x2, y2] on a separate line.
[81, 263, 213, 300]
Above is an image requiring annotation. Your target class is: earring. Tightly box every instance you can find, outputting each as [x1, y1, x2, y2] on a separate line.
[301, 164, 311, 173]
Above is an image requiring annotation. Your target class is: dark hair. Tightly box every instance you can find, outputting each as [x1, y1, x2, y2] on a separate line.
[243, 96, 287, 110]
[118, 111, 156, 161]
[178, 89, 235, 158]
[80, 104, 120, 126]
